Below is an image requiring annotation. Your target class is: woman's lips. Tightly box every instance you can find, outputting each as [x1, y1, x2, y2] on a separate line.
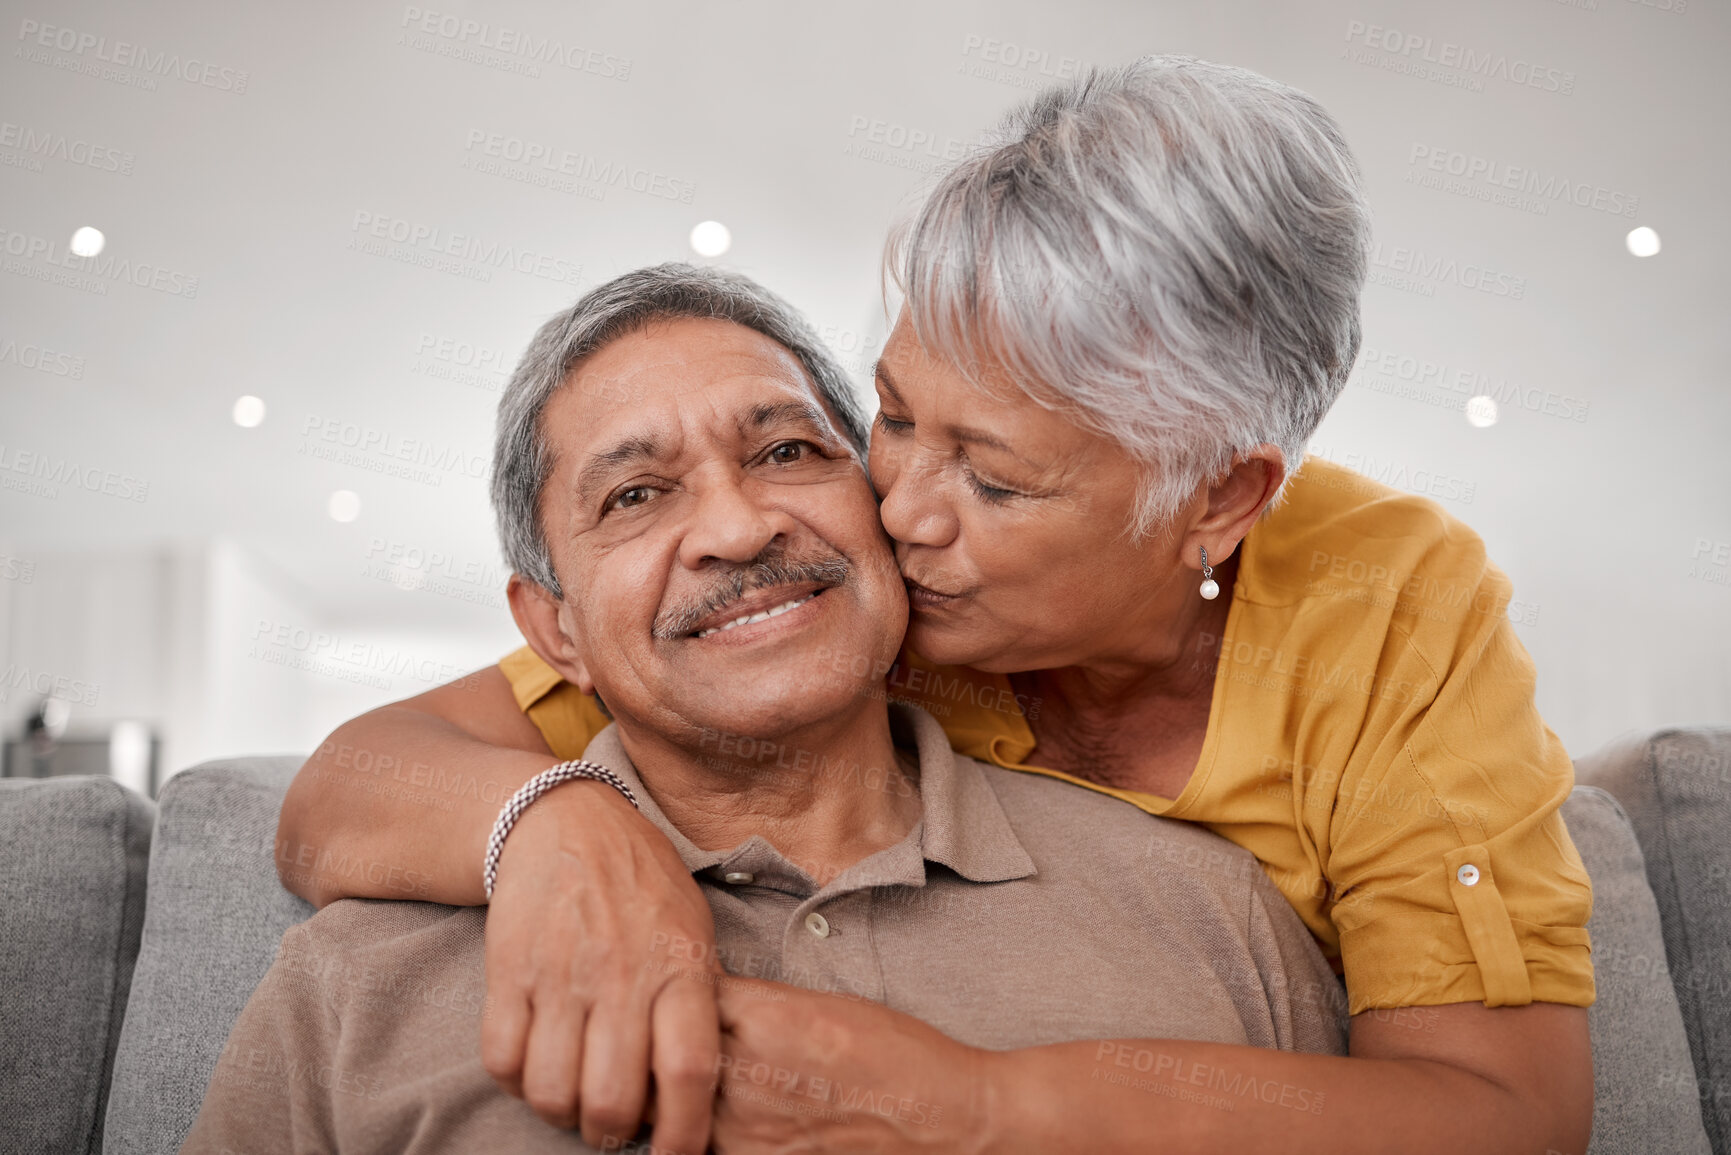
[904, 576, 966, 611]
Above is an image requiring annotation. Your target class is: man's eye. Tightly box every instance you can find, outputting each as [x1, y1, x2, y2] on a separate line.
[767, 441, 809, 464]
[609, 485, 658, 511]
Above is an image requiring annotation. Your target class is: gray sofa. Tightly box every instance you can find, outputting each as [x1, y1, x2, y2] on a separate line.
[2, 729, 1728, 1155]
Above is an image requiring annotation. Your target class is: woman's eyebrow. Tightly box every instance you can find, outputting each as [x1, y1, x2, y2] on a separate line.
[955, 424, 1055, 478]
[879, 359, 1046, 469]
[951, 423, 1016, 455]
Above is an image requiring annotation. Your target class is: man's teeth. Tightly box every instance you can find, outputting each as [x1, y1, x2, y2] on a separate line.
[695, 593, 815, 638]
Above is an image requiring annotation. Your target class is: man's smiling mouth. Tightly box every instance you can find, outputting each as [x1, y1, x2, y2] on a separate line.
[652, 547, 851, 641]
[693, 590, 821, 638]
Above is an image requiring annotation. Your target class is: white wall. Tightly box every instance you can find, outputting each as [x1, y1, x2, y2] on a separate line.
[1, 0, 1726, 773]
[0, 540, 519, 787]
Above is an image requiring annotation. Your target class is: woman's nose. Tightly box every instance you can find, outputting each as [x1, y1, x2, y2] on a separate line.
[876, 452, 960, 550]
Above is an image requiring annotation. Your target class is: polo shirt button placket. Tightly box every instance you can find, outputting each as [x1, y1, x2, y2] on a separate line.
[804, 911, 830, 939]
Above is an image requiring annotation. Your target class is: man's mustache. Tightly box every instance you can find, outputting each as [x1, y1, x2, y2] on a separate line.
[651, 546, 852, 639]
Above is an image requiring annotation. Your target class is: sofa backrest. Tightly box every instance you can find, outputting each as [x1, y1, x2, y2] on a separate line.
[101, 758, 314, 1155]
[0, 775, 154, 1155]
[1562, 785, 1711, 1154]
[87, 739, 1729, 1155]
[1577, 727, 1731, 1153]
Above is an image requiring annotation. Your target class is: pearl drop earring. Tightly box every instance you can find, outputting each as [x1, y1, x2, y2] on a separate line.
[1199, 546, 1219, 600]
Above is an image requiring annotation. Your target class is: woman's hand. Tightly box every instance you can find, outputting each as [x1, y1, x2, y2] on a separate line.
[712, 976, 990, 1155]
[481, 780, 723, 1155]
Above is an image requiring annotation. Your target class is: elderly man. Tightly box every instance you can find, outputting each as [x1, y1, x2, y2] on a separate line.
[183, 265, 1346, 1154]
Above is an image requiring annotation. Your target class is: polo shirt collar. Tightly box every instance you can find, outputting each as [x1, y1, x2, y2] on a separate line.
[580, 703, 1034, 888]
[891, 703, 1034, 883]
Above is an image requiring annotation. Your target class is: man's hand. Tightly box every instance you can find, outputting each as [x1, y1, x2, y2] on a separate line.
[712, 976, 988, 1155]
[480, 780, 721, 1155]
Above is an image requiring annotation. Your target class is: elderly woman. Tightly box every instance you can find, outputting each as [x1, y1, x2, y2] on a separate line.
[277, 56, 1592, 1154]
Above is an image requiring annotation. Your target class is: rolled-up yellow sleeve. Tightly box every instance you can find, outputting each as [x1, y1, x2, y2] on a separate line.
[497, 646, 611, 761]
[1323, 583, 1594, 1014]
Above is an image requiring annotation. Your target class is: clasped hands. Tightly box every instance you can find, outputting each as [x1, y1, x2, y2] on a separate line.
[481, 794, 986, 1155]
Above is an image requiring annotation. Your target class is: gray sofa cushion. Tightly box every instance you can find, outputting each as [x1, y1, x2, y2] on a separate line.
[1577, 728, 1731, 1154]
[0, 776, 154, 1155]
[83, 742, 1728, 1154]
[102, 758, 315, 1155]
[1563, 785, 1711, 1154]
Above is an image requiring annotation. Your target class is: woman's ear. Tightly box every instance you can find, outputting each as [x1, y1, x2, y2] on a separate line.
[1184, 445, 1288, 567]
[506, 573, 597, 694]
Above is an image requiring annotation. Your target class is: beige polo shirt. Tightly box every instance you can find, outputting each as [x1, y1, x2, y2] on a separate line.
[183, 705, 1348, 1154]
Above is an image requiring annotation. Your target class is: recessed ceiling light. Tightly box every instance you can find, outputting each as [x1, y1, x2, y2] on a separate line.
[1465, 396, 1498, 428]
[689, 220, 731, 257]
[232, 395, 267, 427]
[69, 226, 105, 257]
[327, 490, 361, 522]
[1625, 226, 1661, 258]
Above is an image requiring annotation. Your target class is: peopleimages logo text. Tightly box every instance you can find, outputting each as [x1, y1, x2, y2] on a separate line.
[0, 120, 134, 174]
[0, 337, 85, 378]
[1408, 145, 1638, 219]
[349, 211, 582, 285]
[250, 619, 473, 688]
[16, 19, 249, 92]
[399, 8, 630, 79]
[0, 227, 201, 298]
[1344, 20, 1575, 94]
[300, 414, 488, 482]
[1, 664, 99, 707]
[1367, 243, 1526, 300]
[0, 442, 150, 502]
[463, 131, 695, 203]
[1355, 343, 1590, 423]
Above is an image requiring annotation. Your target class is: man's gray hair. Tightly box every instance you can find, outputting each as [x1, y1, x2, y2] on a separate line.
[493, 263, 869, 597]
[887, 55, 1372, 537]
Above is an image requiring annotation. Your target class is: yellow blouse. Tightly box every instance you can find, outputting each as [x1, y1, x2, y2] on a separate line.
[498, 456, 1594, 1014]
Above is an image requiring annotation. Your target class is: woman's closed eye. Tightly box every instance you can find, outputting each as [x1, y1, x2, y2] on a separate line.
[875, 411, 913, 435]
[963, 464, 1018, 504]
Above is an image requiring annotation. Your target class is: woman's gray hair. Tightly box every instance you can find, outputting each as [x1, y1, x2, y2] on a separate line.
[887, 55, 1372, 537]
[493, 263, 869, 597]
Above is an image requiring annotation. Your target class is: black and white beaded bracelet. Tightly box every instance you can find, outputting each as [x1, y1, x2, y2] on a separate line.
[481, 760, 641, 899]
